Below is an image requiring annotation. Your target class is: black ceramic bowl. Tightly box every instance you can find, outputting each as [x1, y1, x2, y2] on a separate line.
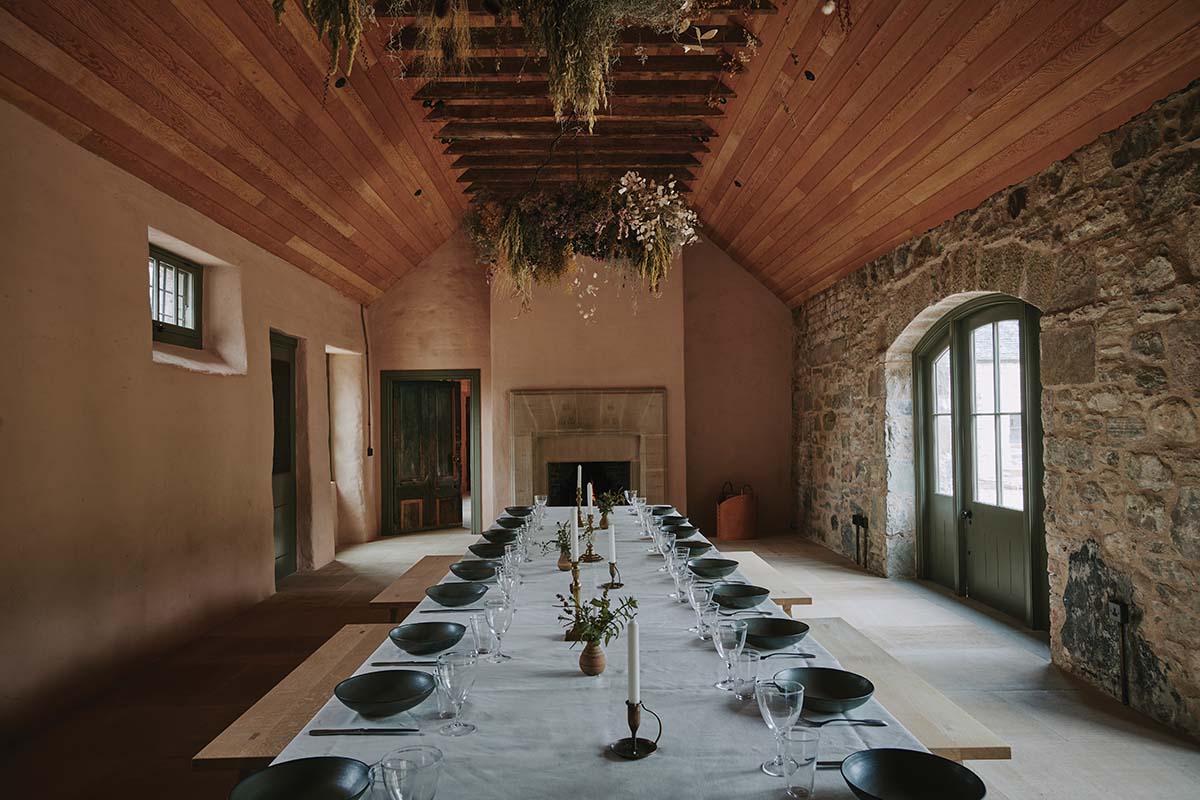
[230, 756, 370, 800]
[650, 505, 675, 516]
[481, 528, 519, 545]
[494, 516, 524, 529]
[675, 539, 713, 556]
[389, 621, 466, 656]
[658, 514, 687, 528]
[743, 617, 810, 650]
[468, 542, 508, 559]
[712, 582, 769, 609]
[334, 670, 436, 718]
[687, 557, 740, 579]
[425, 582, 488, 607]
[449, 560, 498, 581]
[664, 523, 700, 540]
[773, 666, 875, 713]
[841, 749, 987, 800]
[505, 505, 534, 517]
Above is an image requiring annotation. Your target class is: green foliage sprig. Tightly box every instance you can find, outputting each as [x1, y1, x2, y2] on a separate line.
[597, 489, 623, 516]
[541, 520, 573, 556]
[557, 588, 638, 646]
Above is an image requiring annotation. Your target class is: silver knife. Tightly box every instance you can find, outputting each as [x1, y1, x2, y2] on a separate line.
[419, 608, 481, 613]
[310, 728, 421, 736]
[370, 661, 436, 667]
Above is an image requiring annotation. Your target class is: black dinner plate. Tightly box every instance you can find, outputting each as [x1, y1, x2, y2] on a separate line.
[505, 506, 534, 517]
[650, 506, 675, 516]
[450, 560, 498, 581]
[334, 670, 436, 718]
[841, 749, 987, 800]
[658, 514, 687, 528]
[494, 516, 524, 529]
[389, 621, 466, 656]
[425, 582, 488, 607]
[773, 666, 874, 713]
[468, 542, 508, 559]
[744, 617, 810, 650]
[229, 756, 370, 800]
[711, 582, 769, 609]
[481, 528, 518, 545]
[687, 557, 739, 579]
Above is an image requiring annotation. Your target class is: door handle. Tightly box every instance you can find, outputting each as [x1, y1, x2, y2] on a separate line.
[960, 508, 973, 523]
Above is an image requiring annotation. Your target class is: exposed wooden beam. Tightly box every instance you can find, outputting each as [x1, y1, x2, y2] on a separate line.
[427, 101, 724, 121]
[458, 166, 696, 183]
[436, 120, 718, 140]
[465, 180, 694, 195]
[375, 1, 777, 18]
[388, 25, 751, 53]
[399, 54, 733, 79]
[451, 152, 701, 169]
[445, 137, 710, 155]
[415, 79, 734, 101]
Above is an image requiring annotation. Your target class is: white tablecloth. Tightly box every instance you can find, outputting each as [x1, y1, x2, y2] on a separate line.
[275, 507, 927, 798]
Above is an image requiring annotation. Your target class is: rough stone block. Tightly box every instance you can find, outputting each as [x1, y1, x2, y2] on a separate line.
[1042, 325, 1097, 385]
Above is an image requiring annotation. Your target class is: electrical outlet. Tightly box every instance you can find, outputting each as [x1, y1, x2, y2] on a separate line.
[1108, 599, 1129, 624]
[851, 513, 868, 529]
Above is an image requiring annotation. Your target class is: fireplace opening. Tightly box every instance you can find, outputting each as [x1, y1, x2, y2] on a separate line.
[547, 461, 632, 506]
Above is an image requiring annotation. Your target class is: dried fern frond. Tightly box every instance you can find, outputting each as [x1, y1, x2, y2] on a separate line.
[416, 0, 472, 79]
[273, 0, 382, 80]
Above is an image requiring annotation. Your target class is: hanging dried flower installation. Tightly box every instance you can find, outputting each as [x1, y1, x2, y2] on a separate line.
[466, 171, 698, 316]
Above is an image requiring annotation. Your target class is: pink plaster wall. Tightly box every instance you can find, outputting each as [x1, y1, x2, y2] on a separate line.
[0, 102, 365, 736]
[366, 231, 494, 531]
[682, 236, 794, 537]
[490, 259, 689, 516]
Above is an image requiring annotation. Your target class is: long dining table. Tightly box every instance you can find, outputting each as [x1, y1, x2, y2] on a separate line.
[275, 506, 929, 798]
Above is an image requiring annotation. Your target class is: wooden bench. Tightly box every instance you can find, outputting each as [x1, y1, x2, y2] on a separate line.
[370, 554, 461, 622]
[722, 550, 812, 614]
[803, 617, 1012, 763]
[193, 623, 392, 771]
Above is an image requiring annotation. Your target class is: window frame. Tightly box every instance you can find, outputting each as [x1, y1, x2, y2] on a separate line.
[149, 245, 203, 350]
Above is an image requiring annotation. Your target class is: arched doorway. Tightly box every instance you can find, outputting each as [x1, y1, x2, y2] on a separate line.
[913, 294, 1048, 629]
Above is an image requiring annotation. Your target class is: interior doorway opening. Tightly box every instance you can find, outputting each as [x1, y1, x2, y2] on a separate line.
[910, 294, 1048, 629]
[380, 370, 482, 536]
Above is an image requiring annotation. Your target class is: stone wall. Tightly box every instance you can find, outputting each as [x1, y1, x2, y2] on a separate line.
[791, 81, 1200, 736]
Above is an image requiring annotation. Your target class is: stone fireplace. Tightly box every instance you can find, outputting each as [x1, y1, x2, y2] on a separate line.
[509, 388, 667, 505]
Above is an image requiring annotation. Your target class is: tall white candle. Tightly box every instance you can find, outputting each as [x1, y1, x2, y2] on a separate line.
[627, 617, 640, 704]
[570, 515, 580, 562]
[577, 465, 582, 493]
[587, 482, 594, 514]
[608, 526, 617, 564]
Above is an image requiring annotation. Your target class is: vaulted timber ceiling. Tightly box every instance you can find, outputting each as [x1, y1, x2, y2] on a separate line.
[1, 1, 1199, 308]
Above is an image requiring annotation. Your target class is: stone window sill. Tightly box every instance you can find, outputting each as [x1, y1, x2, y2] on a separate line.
[151, 340, 246, 376]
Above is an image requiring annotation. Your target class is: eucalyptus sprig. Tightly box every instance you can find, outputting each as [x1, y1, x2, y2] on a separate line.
[540, 520, 573, 557]
[556, 588, 638, 647]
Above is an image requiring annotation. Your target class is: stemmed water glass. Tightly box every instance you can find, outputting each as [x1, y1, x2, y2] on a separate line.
[713, 618, 747, 691]
[484, 598, 513, 662]
[436, 652, 479, 737]
[497, 566, 519, 607]
[756, 679, 805, 777]
[669, 552, 691, 602]
[379, 745, 444, 800]
[687, 580, 715, 632]
[656, 531, 676, 570]
[534, 494, 548, 528]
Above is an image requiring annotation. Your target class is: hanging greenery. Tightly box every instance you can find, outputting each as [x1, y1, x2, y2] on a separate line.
[272, 0, 381, 81]
[466, 171, 698, 315]
[416, 0, 472, 79]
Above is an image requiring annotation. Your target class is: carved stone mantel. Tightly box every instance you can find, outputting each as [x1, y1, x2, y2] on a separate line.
[509, 388, 667, 505]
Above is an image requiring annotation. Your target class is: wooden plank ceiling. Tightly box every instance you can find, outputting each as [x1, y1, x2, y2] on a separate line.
[1, 1, 1199, 308]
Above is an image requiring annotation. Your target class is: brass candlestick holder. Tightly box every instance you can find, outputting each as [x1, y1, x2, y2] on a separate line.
[601, 561, 623, 590]
[610, 700, 662, 760]
[581, 519, 604, 563]
[564, 560, 583, 641]
[576, 487, 584, 526]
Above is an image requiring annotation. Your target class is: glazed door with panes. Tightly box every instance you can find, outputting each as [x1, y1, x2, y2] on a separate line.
[389, 381, 463, 534]
[961, 309, 1029, 620]
[919, 298, 1043, 625]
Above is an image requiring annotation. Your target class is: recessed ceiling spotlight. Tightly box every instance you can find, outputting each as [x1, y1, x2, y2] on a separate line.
[804, 70, 815, 81]
[334, 76, 347, 88]
[414, 188, 423, 197]
[822, 1, 837, 15]
[734, 179, 743, 187]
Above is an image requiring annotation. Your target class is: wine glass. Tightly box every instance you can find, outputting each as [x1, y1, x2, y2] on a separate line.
[436, 652, 478, 737]
[669, 556, 691, 602]
[756, 678, 805, 777]
[656, 531, 676, 571]
[484, 598, 513, 662]
[379, 745, 443, 800]
[713, 618, 747, 690]
[498, 567, 519, 607]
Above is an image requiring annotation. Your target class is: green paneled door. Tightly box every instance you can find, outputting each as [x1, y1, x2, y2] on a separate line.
[917, 297, 1047, 628]
[270, 332, 298, 581]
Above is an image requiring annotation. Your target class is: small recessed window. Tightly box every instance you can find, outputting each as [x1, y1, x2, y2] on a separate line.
[148, 246, 203, 349]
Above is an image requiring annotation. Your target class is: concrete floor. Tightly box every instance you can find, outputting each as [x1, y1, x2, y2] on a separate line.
[1, 529, 1196, 797]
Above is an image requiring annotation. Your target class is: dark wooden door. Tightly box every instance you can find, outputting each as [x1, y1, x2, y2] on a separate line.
[389, 381, 463, 534]
[270, 332, 298, 580]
